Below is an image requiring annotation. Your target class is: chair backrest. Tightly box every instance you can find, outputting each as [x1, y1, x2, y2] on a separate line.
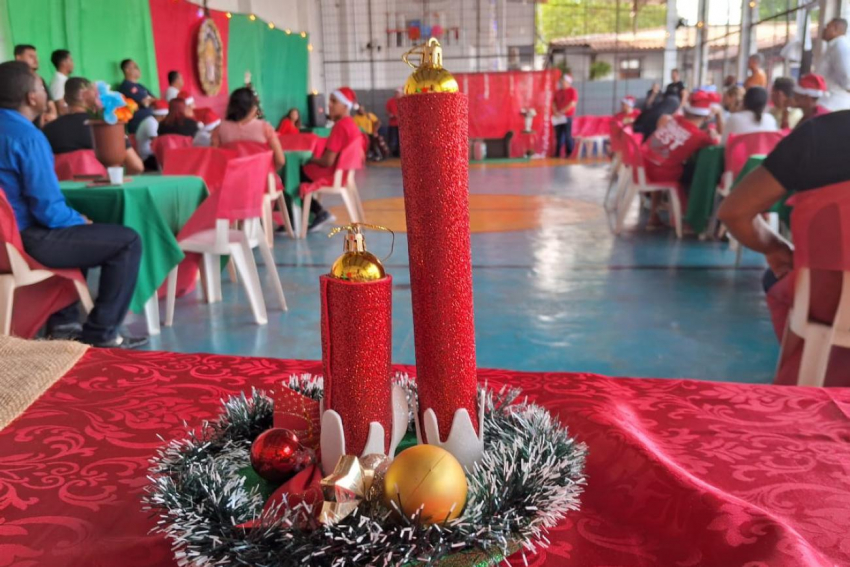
[724, 131, 785, 180]
[222, 141, 282, 193]
[53, 150, 107, 181]
[0, 189, 23, 274]
[278, 133, 320, 152]
[151, 135, 194, 168]
[334, 140, 365, 187]
[788, 180, 850, 273]
[162, 147, 238, 193]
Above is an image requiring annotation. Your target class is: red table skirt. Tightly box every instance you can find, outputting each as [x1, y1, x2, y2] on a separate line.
[1, 349, 848, 567]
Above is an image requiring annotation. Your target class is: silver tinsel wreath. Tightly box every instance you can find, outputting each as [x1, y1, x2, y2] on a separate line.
[144, 374, 587, 567]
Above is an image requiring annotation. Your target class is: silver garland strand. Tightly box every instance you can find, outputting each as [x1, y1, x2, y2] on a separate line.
[144, 376, 587, 566]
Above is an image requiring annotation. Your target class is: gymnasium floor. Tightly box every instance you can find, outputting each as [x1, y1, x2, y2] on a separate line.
[132, 159, 779, 384]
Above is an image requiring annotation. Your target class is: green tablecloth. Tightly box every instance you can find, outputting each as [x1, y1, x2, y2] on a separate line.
[281, 151, 313, 204]
[684, 145, 724, 234]
[60, 175, 208, 313]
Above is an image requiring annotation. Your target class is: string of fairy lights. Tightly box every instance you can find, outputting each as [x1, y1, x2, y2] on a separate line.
[170, 0, 313, 52]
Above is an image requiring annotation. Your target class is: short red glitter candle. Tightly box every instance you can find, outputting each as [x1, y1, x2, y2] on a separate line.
[320, 275, 393, 455]
[398, 92, 479, 441]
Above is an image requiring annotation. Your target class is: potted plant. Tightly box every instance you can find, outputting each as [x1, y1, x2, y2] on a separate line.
[88, 82, 136, 169]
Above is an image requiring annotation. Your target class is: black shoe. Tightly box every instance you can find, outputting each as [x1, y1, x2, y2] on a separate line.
[47, 323, 82, 341]
[84, 334, 150, 349]
[308, 210, 337, 233]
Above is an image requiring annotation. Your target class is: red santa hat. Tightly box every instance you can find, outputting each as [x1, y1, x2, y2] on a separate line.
[194, 107, 221, 131]
[621, 95, 636, 107]
[685, 90, 714, 116]
[177, 90, 195, 105]
[152, 99, 169, 116]
[331, 86, 358, 111]
[794, 74, 826, 98]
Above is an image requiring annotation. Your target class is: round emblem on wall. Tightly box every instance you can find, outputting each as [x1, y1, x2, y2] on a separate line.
[197, 18, 224, 96]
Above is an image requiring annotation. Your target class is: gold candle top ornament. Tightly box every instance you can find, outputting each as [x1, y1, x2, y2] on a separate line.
[402, 38, 459, 95]
[328, 223, 394, 282]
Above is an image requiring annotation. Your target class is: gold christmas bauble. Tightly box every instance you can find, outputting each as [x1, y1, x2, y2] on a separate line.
[402, 38, 459, 95]
[330, 250, 386, 282]
[382, 445, 468, 524]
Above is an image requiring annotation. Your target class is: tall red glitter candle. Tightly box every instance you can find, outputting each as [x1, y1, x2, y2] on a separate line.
[398, 90, 479, 442]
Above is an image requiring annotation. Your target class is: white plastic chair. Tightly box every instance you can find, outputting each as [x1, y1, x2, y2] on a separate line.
[164, 152, 287, 327]
[300, 141, 366, 238]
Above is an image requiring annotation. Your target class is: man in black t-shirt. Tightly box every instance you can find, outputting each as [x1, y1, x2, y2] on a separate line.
[43, 77, 144, 174]
[718, 110, 850, 279]
[664, 68, 688, 105]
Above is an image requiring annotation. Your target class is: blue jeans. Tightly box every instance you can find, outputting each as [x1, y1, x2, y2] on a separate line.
[21, 223, 142, 342]
[554, 118, 574, 158]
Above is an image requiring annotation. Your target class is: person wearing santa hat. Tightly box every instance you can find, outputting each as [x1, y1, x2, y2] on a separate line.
[792, 73, 831, 126]
[386, 86, 403, 157]
[615, 96, 641, 124]
[302, 86, 364, 232]
[552, 74, 578, 158]
[640, 90, 721, 228]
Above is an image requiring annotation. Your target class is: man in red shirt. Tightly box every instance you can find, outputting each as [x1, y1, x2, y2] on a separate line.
[792, 73, 831, 126]
[386, 87, 402, 157]
[303, 86, 364, 232]
[615, 96, 640, 124]
[552, 74, 578, 158]
[642, 90, 720, 227]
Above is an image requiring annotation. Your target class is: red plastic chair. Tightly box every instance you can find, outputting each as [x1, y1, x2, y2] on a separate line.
[151, 135, 194, 170]
[770, 181, 850, 387]
[162, 147, 238, 193]
[277, 133, 321, 152]
[721, 131, 786, 191]
[0, 189, 93, 338]
[221, 141, 294, 242]
[614, 132, 683, 238]
[53, 150, 107, 181]
[164, 152, 286, 327]
[299, 141, 366, 238]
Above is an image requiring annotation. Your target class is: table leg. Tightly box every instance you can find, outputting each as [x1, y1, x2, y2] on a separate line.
[144, 295, 161, 336]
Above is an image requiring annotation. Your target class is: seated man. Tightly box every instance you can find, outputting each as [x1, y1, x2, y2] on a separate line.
[0, 61, 146, 348]
[164, 70, 183, 101]
[14, 44, 57, 127]
[353, 105, 386, 161]
[641, 90, 721, 227]
[302, 86, 364, 232]
[793, 73, 831, 126]
[49, 49, 73, 114]
[718, 110, 850, 386]
[43, 77, 144, 174]
[118, 58, 155, 134]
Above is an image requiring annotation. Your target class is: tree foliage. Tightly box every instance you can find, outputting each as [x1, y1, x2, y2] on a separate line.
[537, 0, 668, 51]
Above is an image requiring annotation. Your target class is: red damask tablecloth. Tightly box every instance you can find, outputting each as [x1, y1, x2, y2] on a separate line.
[1, 349, 849, 567]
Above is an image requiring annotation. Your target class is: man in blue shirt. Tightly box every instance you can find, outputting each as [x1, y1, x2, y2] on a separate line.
[0, 61, 146, 348]
[118, 59, 155, 135]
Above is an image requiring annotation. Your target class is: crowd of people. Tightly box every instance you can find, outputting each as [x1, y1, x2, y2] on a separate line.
[0, 38, 376, 349]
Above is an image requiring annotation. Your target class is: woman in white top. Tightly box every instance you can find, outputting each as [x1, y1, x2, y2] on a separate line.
[721, 87, 778, 144]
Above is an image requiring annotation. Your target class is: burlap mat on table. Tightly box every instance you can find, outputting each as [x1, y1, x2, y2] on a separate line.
[0, 335, 89, 430]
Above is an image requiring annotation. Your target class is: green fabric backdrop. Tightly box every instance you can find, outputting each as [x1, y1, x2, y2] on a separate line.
[6, 0, 159, 93]
[227, 14, 309, 127]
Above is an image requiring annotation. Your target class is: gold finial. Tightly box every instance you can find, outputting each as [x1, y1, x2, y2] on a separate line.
[401, 38, 458, 95]
[328, 223, 394, 282]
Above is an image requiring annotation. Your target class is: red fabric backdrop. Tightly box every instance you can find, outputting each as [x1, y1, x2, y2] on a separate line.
[456, 70, 559, 158]
[147, 0, 230, 116]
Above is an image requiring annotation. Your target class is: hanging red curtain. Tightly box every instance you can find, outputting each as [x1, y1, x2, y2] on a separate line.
[148, 0, 230, 116]
[455, 70, 559, 158]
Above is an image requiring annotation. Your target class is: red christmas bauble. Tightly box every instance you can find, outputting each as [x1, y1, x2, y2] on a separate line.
[250, 428, 314, 483]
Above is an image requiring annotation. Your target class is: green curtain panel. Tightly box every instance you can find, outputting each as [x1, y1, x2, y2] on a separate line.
[6, 0, 159, 92]
[227, 14, 309, 127]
